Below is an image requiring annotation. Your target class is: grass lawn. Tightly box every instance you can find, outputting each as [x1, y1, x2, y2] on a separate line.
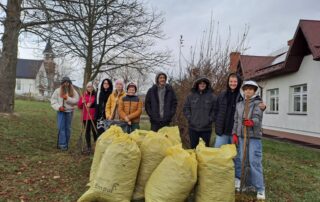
[0, 100, 319, 201]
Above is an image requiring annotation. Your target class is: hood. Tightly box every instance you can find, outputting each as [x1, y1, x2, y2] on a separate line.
[240, 80, 260, 99]
[227, 73, 242, 93]
[155, 72, 167, 84]
[192, 77, 212, 93]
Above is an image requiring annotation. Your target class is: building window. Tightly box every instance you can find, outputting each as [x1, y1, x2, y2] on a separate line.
[290, 84, 307, 113]
[267, 88, 279, 113]
[16, 79, 21, 90]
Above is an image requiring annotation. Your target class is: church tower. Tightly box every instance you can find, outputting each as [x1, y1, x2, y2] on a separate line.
[43, 39, 56, 95]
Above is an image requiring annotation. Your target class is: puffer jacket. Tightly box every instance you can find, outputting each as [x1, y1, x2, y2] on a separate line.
[215, 73, 243, 136]
[183, 77, 217, 131]
[105, 90, 126, 119]
[118, 95, 143, 123]
[232, 81, 263, 139]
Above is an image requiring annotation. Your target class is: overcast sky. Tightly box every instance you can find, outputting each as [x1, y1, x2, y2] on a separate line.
[14, 0, 320, 82]
[146, 0, 320, 61]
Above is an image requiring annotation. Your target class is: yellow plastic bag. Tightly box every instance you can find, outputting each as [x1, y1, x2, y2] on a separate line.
[145, 144, 197, 202]
[195, 141, 237, 202]
[88, 125, 124, 186]
[130, 129, 156, 147]
[132, 133, 173, 200]
[78, 135, 141, 202]
[158, 126, 181, 145]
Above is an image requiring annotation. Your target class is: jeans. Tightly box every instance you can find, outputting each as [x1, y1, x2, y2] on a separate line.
[214, 134, 242, 179]
[189, 128, 211, 149]
[238, 137, 265, 192]
[57, 111, 73, 149]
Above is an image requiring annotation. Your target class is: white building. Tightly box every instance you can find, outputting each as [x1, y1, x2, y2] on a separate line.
[15, 41, 57, 99]
[231, 19, 320, 146]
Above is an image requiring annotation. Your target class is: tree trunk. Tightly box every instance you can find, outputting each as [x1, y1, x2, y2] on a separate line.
[0, 0, 22, 113]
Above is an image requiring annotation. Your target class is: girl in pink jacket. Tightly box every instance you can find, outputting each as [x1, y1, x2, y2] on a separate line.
[78, 82, 97, 154]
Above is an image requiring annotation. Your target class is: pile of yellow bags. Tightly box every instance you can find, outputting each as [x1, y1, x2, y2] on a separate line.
[78, 126, 237, 202]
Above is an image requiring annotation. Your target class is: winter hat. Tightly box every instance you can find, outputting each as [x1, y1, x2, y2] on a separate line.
[155, 72, 167, 84]
[242, 80, 259, 91]
[86, 81, 93, 87]
[61, 76, 72, 84]
[127, 82, 137, 92]
[240, 80, 260, 99]
[115, 79, 124, 88]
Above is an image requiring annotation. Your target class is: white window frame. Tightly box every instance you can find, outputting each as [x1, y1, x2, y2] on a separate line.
[16, 79, 21, 90]
[267, 88, 279, 113]
[290, 84, 307, 114]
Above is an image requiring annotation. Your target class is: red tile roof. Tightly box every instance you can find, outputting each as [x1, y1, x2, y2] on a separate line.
[299, 19, 320, 60]
[237, 19, 320, 80]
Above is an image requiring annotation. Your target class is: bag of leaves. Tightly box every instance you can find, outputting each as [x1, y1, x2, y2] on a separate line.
[158, 126, 181, 145]
[132, 133, 173, 200]
[145, 144, 197, 202]
[130, 129, 156, 147]
[195, 140, 237, 202]
[88, 125, 124, 187]
[78, 135, 141, 202]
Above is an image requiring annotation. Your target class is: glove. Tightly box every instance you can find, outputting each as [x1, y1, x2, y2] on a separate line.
[232, 134, 239, 145]
[59, 106, 65, 112]
[243, 119, 254, 127]
[62, 95, 68, 100]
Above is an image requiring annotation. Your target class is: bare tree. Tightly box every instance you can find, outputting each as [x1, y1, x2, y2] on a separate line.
[172, 18, 249, 147]
[27, 0, 171, 89]
[0, 0, 81, 113]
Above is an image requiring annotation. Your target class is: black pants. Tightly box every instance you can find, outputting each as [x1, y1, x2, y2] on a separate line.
[83, 120, 97, 149]
[151, 122, 170, 132]
[189, 128, 212, 149]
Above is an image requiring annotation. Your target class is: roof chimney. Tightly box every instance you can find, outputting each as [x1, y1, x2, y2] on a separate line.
[229, 52, 241, 73]
[287, 39, 293, 46]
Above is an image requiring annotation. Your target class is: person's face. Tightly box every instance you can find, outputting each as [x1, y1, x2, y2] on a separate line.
[198, 81, 207, 91]
[158, 75, 166, 86]
[103, 80, 110, 90]
[116, 83, 123, 91]
[127, 87, 136, 96]
[243, 86, 255, 98]
[87, 85, 93, 93]
[62, 82, 70, 87]
[229, 76, 238, 91]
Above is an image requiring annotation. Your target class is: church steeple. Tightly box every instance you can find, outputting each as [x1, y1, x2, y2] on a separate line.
[43, 39, 53, 60]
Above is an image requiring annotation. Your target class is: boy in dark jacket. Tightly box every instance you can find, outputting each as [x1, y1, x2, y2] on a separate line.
[145, 72, 177, 132]
[232, 80, 265, 200]
[183, 77, 216, 149]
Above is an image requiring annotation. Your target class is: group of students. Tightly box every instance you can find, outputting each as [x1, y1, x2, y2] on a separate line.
[50, 72, 266, 200]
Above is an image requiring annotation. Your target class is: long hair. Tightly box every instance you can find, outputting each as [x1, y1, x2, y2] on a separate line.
[60, 84, 75, 97]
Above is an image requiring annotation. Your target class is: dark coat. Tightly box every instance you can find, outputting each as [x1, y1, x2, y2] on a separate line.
[145, 84, 177, 124]
[183, 77, 217, 132]
[215, 73, 243, 136]
[95, 78, 113, 120]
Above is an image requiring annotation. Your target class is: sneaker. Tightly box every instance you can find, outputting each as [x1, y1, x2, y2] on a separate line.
[257, 190, 266, 200]
[235, 178, 240, 191]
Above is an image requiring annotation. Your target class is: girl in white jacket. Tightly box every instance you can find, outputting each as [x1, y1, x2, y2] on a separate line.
[51, 77, 79, 150]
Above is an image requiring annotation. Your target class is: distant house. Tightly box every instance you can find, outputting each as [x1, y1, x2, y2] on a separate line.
[231, 19, 320, 146]
[15, 40, 57, 99]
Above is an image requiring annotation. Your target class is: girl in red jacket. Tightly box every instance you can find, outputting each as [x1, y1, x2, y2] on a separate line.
[78, 82, 97, 154]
